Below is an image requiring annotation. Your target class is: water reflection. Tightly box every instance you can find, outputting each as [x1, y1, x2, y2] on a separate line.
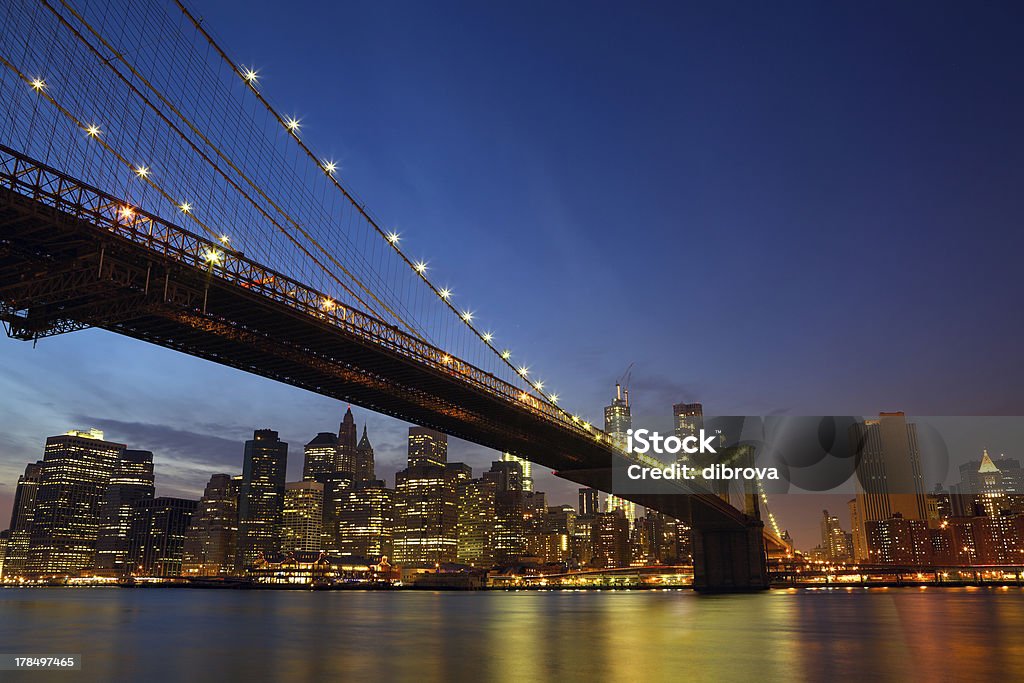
[1, 588, 1023, 681]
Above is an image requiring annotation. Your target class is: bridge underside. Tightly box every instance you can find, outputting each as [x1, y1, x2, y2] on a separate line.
[0, 157, 767, 591]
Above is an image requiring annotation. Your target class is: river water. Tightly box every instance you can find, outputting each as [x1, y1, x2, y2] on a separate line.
[2, 587, 1023, 681]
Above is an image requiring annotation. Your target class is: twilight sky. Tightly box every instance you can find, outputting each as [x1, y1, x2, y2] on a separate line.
[2, 0, 1023, 548]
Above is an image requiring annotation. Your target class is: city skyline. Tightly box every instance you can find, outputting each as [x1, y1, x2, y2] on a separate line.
[2, 1, 1023, 554]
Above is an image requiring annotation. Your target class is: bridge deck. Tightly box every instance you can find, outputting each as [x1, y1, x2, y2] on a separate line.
[0, 145, 753, 529]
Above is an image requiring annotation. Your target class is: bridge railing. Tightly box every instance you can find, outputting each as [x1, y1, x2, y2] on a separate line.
[0, 144, 615, 445]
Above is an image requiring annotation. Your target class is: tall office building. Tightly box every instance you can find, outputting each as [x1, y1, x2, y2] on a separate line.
[591, 511, 631, 569]
[322, 471, 355, 553]
[604, 384, 637, 522]
[393, 463, 463, 566]
[354, 425, 376, 483]
[237, 430, 288, 570]
[950, 451, 1024, 517]
[182, 473, 240, 576]
[0, 530, 8, 579]
[578, 488, 601, 516]
[302, 432, 339, 484]
[393, 428, 463, 566]
[457, 476, 497, 566]
[281, 481, 324, 552]
[95, 449, 155, 576]
[334, 480, 394, 560]
[820, 509, 852, 561]
[850, 413, 927, 561]
[407, 427, 447, 467]
[26, 429, 125, 576]
[501, 453, 533, 492]
[337, 407, 358, 475]
[485, 460, 526, 564]
[127, 497, 198, 577]
[673, 402, 704, 440]
[4, 461, 44, 577]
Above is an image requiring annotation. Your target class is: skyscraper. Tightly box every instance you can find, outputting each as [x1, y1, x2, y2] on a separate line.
[485, 460, 526, 564]
[26, 429, 125, 576]
[4, 461, 43, 577]
[127, 497, 198, 577]
[501, 452, 533, 492]
[673, 402, 704, 440]
[282, 481, 324, 552]
[95, 449, 155, 576]
[182, 473, 240, 576]
[591, 511, 631, 568]
[820, 509, 852, 561]
[303, 432, 339, 484]
[334, 480, 394, 560]
[950, 450, 1024, 517]
[393, 428, 462, 565]
[354, 425, 376, 483]
[578, 488, 600, 516]
[407, 427, 447, 467]
[457, 476, 497, 566]
[237, 430, 288, 570]
[850, 413, 927, 561]
[337, 407, 358, 475]
[604, 384, 636, 522]
[322, 471, 355, 553]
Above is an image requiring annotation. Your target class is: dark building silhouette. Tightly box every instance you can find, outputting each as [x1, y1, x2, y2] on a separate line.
[578, 488, 600, 516]
[182, 474, 241, 576]
[128, 497, 198, 577]
[26, 430, 124, 576]
[237, 430, 288, 570]
[337, 407, 358, 475]
[354, 425, 375, 483]
[95, 449, 155, 576]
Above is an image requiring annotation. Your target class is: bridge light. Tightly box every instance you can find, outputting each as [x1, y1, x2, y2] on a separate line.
[413, 261, 427, 274]
[30, 78, 46, 92]
[179, 202, 193, 214]
[461, 310, 473, 322]
[385, 231, 400, 244]
[322, 159, 337, 175]
[482, 332, 493, 342]
[582, 421, 591, 430]
[519, 392, 529, 400]
[549, 393, 559, 403]
[439, 288, 451, 300]
[219, 235, 231, 245]
[321, 298, 335, 310]
[517, 366, 529, 376]
[533, 380, 544, 391]
[119, 206, 135, 219]
[284, 117, 301, 133]
[441, 355, 452, 365]
[134, 165, 150, 179]
[203, 249, 223, 265]
[85, 124, 101, 138]
[242, 67, 259, 84]
[571, 414, 580, 422]
[501, 349, 511, 360]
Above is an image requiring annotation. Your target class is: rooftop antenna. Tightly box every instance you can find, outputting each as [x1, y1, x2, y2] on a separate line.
[617, 362, 634, 406]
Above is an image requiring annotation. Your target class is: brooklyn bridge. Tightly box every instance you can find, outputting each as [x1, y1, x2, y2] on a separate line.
[0, 0, 784, 591]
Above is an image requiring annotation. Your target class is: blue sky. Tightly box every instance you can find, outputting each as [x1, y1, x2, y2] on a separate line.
[2, 0, 1023, 547]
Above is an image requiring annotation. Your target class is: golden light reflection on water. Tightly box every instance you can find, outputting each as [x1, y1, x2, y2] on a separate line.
[2, 588, 1024, 681]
